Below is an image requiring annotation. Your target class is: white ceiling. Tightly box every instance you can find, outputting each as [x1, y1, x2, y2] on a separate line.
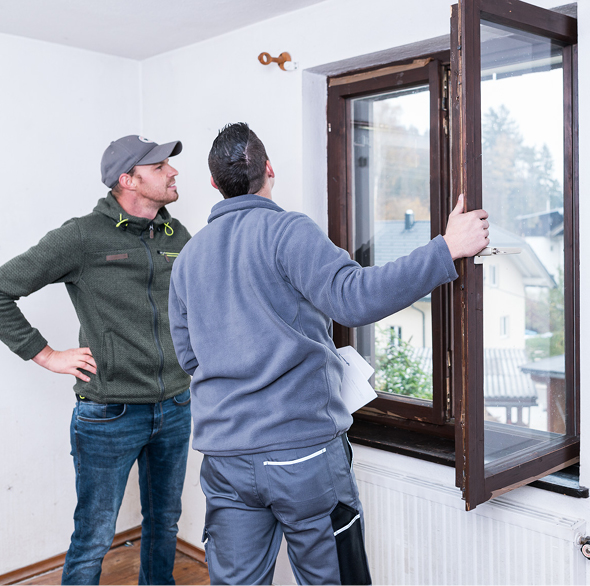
[0, 0, 328, 60]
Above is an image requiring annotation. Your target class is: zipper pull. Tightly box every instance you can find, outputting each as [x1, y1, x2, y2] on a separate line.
[149, 223, 154, 239]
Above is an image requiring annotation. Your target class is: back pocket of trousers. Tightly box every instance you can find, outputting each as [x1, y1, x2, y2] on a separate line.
[331, 502, 371, 585]
[264, 447, 337, 525]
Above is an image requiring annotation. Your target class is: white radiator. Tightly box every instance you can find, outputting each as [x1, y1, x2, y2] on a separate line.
[354, 458, 587, 585]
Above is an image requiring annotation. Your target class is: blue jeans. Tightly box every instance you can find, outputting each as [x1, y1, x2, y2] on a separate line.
[201, 435, 371, 585]
[61, 390, 191, 585]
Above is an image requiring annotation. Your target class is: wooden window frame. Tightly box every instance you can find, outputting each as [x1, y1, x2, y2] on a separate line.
[451, 0, 579, 509]
[326, 1, 581, 508]
[327, 53, 453, 432]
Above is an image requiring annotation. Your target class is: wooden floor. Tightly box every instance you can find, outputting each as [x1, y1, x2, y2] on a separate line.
[17, 540, 210, 585]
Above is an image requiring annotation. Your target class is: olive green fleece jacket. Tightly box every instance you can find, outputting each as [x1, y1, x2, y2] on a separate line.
[0, 193, 191, 403]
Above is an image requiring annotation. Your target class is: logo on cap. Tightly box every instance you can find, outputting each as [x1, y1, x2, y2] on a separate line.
[138, 136, 154, 143]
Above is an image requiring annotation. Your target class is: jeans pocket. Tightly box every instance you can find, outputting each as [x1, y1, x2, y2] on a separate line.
[331, 502, 371, 585]
[77, 401, 127, 422]
[264, 447, 337, 525]
[173, 388, 191, 406]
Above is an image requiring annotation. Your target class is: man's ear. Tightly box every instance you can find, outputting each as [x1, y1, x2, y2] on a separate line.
[210, 176, 219, 190]
[118, 173, 136, 191]
[266, 161, 275, 179]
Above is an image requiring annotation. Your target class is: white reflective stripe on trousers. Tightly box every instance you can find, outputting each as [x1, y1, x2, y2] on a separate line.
[333, 513, 361, 537]
[263, 447, 327, 466]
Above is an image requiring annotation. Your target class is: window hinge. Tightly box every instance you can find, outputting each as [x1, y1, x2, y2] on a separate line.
[446, 349, 452, 415]
[446, 379, 451, 414]
[328, 122, 332, 133]
[442, 67, 450, 136]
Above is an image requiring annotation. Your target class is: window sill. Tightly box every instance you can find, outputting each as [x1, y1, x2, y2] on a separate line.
[529, 464, 588, 498]
[348, 420, 588, 498]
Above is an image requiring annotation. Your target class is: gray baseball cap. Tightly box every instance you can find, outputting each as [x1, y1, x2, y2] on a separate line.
[101, 135, 183, 188]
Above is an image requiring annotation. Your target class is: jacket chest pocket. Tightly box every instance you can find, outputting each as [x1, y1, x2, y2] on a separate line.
[85, 249, 145, 291]
[150, 250, 178, 291]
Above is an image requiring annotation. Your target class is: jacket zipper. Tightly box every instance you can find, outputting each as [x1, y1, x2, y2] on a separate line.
[157, 250, 179, 263]
[140, 225, 166, 401]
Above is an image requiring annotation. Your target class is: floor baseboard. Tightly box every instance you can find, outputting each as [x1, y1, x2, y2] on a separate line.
[176, 538, 207, 565]
[0, 527, 206, 585]
[0, 526, 142, 585]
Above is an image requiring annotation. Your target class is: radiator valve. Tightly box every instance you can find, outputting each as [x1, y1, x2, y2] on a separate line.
[579, 536, 590, 559]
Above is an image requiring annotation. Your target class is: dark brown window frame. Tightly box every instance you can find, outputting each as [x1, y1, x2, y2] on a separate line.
[327, 53, 454, 433]
[451, 0, 579, 509]
[325, 1, 581, 508]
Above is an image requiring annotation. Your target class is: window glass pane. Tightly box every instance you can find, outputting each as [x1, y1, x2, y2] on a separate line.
[480, 21, 566, 467]
[350, 85, 432, 401]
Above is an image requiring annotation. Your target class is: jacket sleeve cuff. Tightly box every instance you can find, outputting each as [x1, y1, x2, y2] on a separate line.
[16, 332, 48, 361]
[433, 234, 459, 282]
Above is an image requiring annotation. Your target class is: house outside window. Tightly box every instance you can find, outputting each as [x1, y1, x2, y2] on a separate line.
[326, 0, 579, 509]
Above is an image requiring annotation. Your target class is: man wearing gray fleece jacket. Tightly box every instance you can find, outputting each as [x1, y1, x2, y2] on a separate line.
[168, 123, 489, 586]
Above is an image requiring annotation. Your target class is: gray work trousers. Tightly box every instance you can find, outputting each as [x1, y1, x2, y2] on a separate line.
[200, 434, 371, 585]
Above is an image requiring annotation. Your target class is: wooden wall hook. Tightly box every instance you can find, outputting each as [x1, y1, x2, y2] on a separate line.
[258, 52, 292, 71]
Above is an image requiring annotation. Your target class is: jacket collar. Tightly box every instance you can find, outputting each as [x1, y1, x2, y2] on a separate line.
[208, 194, 284, 223]
[94, 192, 172, 235]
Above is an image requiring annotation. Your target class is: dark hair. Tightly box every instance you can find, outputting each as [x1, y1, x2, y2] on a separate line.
[208, 123, 269, 199]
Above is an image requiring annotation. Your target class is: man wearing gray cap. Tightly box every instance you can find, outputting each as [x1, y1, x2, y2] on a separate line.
[0, 135, 192, 584]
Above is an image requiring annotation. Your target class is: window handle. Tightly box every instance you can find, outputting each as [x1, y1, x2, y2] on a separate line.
[473, 247, 521, 264]
[475, 246, 521, 256]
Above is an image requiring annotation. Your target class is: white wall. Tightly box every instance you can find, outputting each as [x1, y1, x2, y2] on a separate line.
[0, 35, 142, 574]
[140, 0, 454, 235]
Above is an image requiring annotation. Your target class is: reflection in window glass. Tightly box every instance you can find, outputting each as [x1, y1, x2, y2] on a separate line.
[480, 21, 566, 465]
[350, 86, 432, 401]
